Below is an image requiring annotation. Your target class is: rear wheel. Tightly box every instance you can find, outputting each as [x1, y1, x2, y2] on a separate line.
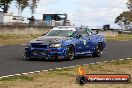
[92, 43, 103, 57]
[66, 45, 75, 61]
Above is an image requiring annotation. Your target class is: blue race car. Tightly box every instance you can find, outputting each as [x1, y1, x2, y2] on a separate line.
[25, 26, 106, 61]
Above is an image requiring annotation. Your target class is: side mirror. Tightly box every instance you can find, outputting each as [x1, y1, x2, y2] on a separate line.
[76, 35, 82, 39]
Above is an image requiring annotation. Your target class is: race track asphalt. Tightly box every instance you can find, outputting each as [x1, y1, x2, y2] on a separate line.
[0, 40, 132, 76]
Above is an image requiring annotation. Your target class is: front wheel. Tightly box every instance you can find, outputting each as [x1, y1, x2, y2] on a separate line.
[23, 54, 33, 61]
[92, 43, 103, 57]
[66, 45, 75, 61]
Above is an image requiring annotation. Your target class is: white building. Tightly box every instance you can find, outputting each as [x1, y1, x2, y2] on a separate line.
[0, 12, 26, 25]
[0, 12, 13, 24]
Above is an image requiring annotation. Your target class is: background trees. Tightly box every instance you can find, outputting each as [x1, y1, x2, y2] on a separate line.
[115, 0, 132, 30]
[0, 0, 40, 16]
[15, 0, 29, 16]
[115, 11, 132, 29]
[0, 0, 13, 13]
[29, 0, 40, 16]
[127, 0, 132, 12]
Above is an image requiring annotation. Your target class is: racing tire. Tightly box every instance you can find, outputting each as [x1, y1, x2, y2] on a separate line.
[23, 57, 33, 61]
[92, 43, 103, 57]
[23, 55, 33, 61]
[66, 45, 75, 61]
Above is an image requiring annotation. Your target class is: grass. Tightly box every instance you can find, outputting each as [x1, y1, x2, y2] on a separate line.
[0, 76, 34, 81]
[106, 34, 132, 41]
[112, 60, 131, 65]
[0, 34, 41, 45]
[0, 59, 132, 88]
[0, 34, 132, 45]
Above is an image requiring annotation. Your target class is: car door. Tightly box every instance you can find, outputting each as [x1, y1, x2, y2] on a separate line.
[82, 35, 92, 53]
[75, 28, 90, 54]
[79, 28, 95, 53]
[75, 37, 85, 53]
[83, 28, 94, 53]
[73, 29, 85, 54]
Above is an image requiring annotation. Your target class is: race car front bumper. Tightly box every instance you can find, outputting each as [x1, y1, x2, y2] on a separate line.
[25, 47, 67, 59]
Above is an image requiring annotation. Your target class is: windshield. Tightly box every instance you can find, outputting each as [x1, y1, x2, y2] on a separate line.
[46, 30, 75, 37]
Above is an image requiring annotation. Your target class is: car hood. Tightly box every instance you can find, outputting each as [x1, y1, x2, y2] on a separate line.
[29, 36, 71, 44]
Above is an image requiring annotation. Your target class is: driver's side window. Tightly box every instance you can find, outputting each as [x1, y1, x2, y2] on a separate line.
[75, 28, 90, 38]
[79, 29, 90, 37]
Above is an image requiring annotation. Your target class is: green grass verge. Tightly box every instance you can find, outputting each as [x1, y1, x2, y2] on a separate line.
[0, 34, 132, 45]
[106, 34, 132, 41]
[0, 76, 34, 81]
[0, 59, 131, 82]
[0, 34, 40, 45]
[0, 59, 132, 88]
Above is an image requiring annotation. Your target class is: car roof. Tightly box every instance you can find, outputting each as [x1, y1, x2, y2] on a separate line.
[54, 26, 89, 30]
[52, 26, 76, 31]
[50, 26, 93, 35]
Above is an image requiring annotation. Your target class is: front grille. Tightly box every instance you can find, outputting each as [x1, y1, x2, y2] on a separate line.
[33, 50, 48, 56]
[31, 43, 48, 48]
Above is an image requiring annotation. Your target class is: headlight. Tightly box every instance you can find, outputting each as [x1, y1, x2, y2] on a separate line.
[50, 44, 61, 48]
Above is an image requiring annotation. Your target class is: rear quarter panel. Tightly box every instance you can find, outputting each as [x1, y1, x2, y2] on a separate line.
[90, 34, 106, 48]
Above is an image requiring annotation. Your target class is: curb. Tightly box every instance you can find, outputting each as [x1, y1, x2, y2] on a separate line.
[0, 57, 132, 79]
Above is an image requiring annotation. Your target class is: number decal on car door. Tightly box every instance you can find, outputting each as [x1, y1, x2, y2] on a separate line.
[83, 40, 87, 45]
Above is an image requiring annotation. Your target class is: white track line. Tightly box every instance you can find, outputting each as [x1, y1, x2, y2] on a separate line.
[126, 58, 132, 60]
[8, 75, 15, 77]
[2, 76, 8, 78]
[63, 67, 69, 69]
[42, 70, 48, 72]
[14, 74, 21, 76]
[34, 71, 41, 73]
[103, 61, 108, 63]
[55, 68, 62, 70]
[111, 60, 117, 62]
[48, 69, 53, 71]
[28, 72, 34, 74]
[89, 63, 95, 65]
[119, 59, 125, 61]
[22, 73, 28, 75]
[96, 62, 102, 64]
[0, 57, 132, 79]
